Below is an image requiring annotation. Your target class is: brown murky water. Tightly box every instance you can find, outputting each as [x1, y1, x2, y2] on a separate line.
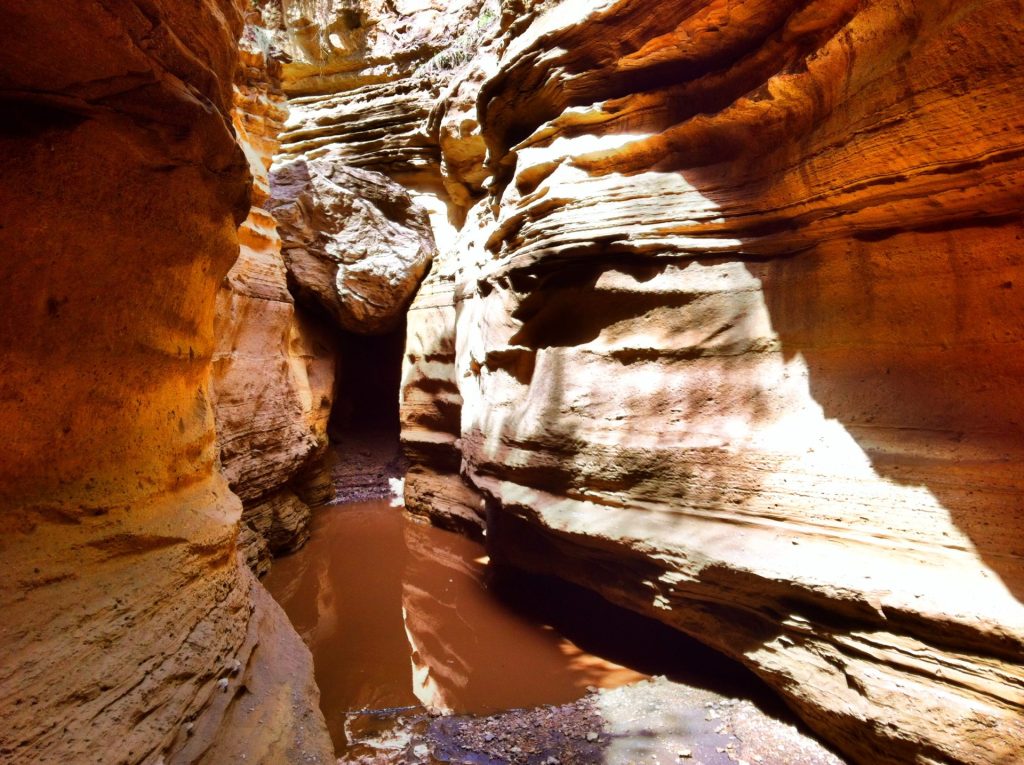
[263, 500, 649, 755]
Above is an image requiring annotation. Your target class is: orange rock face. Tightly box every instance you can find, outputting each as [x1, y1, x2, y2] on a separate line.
[444, 1, 1024, 763]
[213, 31, 337, 575]
[0, 2, 332, 762]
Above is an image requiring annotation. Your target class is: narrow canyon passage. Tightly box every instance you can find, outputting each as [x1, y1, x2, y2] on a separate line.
[264, 310, 843, 761]
[2, 1, 1023, 764]
[263, 447, 846, 764]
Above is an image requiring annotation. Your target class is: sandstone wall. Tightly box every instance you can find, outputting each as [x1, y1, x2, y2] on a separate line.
[0, 2, 333, 761]
[203, 0, 1024, 761]
[452, 1, 1024, 763]
[259, 0, 497, 532]
[213, 30, 337, 576]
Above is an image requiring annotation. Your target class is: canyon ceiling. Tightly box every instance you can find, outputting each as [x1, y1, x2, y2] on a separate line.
[1, 1, 1022, 764]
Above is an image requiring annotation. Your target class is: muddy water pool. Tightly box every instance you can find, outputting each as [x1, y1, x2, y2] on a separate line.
[263, 499, 652, 755]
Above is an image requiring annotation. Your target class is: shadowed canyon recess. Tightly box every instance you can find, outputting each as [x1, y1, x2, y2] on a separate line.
[0, 0, 1022, 764]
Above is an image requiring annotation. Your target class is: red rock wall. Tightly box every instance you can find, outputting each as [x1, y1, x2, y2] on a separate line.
[0, 2, 333, 761]
[452, 1, 1024, 762]
[213, 32, 337, 575]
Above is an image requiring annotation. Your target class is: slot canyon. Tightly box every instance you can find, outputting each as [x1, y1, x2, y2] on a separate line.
[1, 0, 1022, 763]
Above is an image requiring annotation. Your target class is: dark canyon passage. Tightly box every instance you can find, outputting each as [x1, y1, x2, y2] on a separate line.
[331, 324, 407, 438]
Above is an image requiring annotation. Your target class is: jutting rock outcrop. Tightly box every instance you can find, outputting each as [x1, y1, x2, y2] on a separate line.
[0, 2, 333, 762]
[268, 152, 436, 335]
[331, 0, 1024, 762]
[437, 1, 1024, 763]
[213, 25, 338, 575]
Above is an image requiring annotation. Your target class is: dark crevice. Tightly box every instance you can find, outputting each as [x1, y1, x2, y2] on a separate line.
[329, 318, 407, 439]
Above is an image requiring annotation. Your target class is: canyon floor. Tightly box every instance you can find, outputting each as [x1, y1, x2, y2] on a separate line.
[266, 436, 848, 765]
[340, 677, 848, 765]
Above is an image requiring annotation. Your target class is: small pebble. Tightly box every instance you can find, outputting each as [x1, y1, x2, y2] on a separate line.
[586, 731, 599, 742]
[677, 749, 692, 759]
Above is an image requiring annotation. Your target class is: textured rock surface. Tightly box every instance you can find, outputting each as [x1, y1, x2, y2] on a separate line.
[269, 153, 437, 334]
[387, 0, 1024, 763]
[402, 210, 489, 536]
[213, 28, 336, 574]
[263, 0, 496, 176]
[257, 0, 501, 531]
[441, 2, 1024, 764]
[0, 2, 333, 762]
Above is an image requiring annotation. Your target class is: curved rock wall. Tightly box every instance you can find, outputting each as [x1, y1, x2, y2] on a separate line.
[213, 30, 337, 576]
[0, 2, 333, 761]
[283, 0, 1024, 760]
[451, 1, 1024, 763]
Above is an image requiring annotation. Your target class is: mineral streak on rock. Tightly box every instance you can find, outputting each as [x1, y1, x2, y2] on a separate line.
[0, 2, 333, 762]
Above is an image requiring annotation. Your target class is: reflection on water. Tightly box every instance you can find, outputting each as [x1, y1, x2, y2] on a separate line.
[262, 500, 647, 754]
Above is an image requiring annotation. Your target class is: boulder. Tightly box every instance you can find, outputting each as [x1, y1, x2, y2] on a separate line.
[269, 154, 436, 334]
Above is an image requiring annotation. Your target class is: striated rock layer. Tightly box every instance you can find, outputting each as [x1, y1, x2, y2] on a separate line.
[0, 2, 333, 762]
[443, 1, 1024, 764]
[259, 0, 500, 532]
[213, 28, 336, 575]
[390, 0, 1024, 763]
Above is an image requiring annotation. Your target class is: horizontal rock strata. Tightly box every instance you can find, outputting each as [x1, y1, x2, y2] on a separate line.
[0, 2, 333, 762]
[213, 30, 336, 575]
[286, 0, 1024, 762]
[259, 0, 498, 532]
[453, 1, 1024, 763]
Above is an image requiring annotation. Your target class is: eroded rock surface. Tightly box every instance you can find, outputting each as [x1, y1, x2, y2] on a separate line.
[259, 0, 1024, 762]
[256, 0, 502, 532]
[445, 2, 1024, 764]
[269, 153, 436, 334]
[0, 2, 333, 762]
[213, 27, 337, 575]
